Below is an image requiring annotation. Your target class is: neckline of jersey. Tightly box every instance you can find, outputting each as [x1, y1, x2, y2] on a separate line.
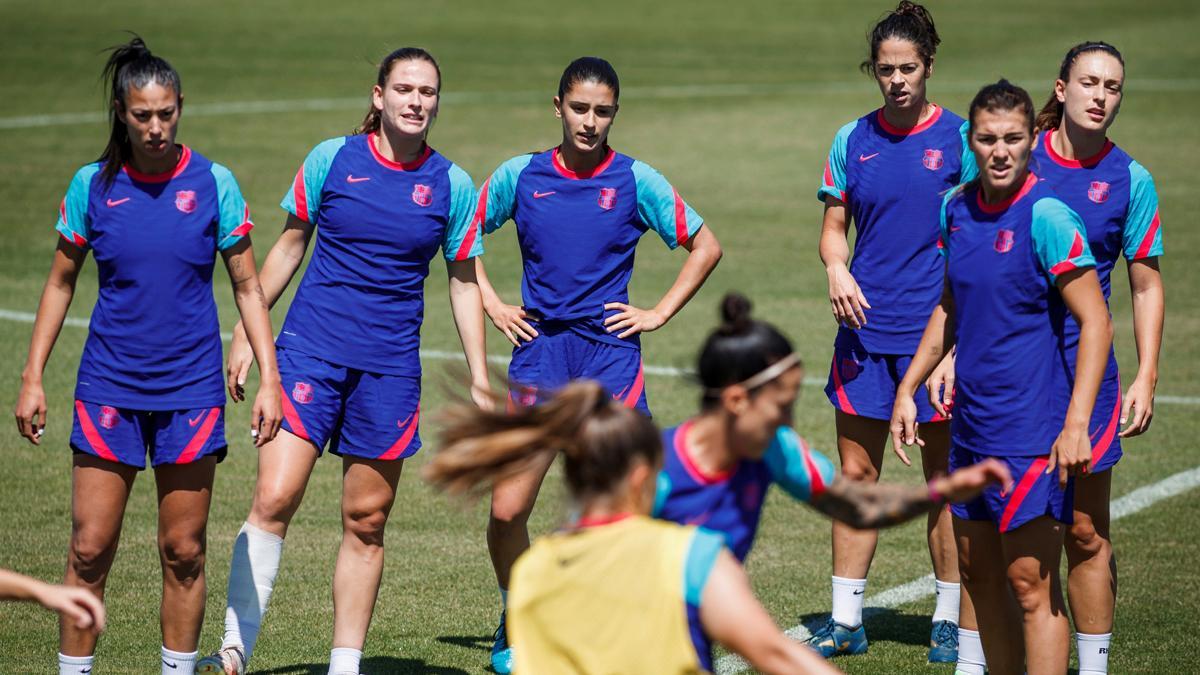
[675, 419, 736, 485]
[122, 145, 192, 184]
[975, 171, 1038, 214]
[875, 103, 942, 137]
[551, 146, 616, 180]
[1042, 128, 1115, 169]
[575, 512, 635, 528]
[368, 133, 432, 171]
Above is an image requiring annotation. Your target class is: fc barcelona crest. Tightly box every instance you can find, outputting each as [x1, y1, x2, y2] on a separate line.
[99, 405, 119, 429]
[412, 184, 433, 207]
[1088, 181, 1110, 204]
[292, 382, 313, 404]
[174, 190, 197, 214]
[839, 357, 859, 382]
[994, 229, 1015, 253]
[922, 148, 944, 171]
[598, 187, 617, 210]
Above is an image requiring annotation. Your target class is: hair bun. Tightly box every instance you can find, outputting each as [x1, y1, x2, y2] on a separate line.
[718, 292, 753, 335]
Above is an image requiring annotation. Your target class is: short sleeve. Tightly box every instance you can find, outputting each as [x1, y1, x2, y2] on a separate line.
[280, 137, 345, 224]
[683, 527, 725, 606]
[443, 164, 483, 261]
[762, 426, 837, 503]
[1031, 197, 1096, 283]
[957, 120, 979, 184]
[817, 121, 855, 203]
[1123, 160, 1163, 260]
[211, 163, 254, 251]
[479, 154, 532, 234]
[56, 164, 100, 249]
[651, 470, 673, 518]
[630, 160, 704, 249]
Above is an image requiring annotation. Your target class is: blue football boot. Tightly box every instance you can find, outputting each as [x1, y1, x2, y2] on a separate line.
[806, 617, 868, 657]
[490, 611, 514, 674]
[928, 619, 959, 663]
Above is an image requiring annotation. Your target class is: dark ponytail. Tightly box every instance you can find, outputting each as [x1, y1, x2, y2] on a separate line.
[862, 1, 941, 74]
[1035, 41, 1125, 132]
[356, 47, 441, 136]
[98, 35, 181, 185]
[558, 56, 620, 102]
[425, 381, 661, 502]
[697, 293, 798, 408]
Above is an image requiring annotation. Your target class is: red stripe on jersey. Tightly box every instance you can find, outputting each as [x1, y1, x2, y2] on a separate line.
[124, 145, 192, 183]
[1134, 209, 1161, 259]
[292, 165, 309, 223]
[876, 104, 942, 136]
[674, 419, 734, 485]
[1068, 230, 1085, 258]
[672, 188, 689, 246]
[799, 437, 828, 498]
[455, 179, 487, 261]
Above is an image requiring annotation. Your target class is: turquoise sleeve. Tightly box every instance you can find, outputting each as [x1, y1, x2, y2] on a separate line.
[937, 189, 957, 259]
[280, 136, 345, 224]
[443, 163, 483, 261]
[1122, 160, 1163, 260]
[479, 154, 532, 234]
[817, 121, 855, 203]
[683, 528, 725, 606]
[763, 426, 837, 503]
[630, 160, 704, 249]
[651, 471, 672, 518]
[957, 120, 979, 183]
[1031, 197, 1096, 283]
[55, 164, 100, 249]
[211, 162, 254, 251]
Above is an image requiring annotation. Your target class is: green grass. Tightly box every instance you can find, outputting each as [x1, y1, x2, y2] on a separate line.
[1, 0, 1198, 672]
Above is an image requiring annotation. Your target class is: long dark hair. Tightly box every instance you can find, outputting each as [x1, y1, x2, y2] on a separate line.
[697, 293, 797, 409]
[425, 381, 661, 503]
[862, 1, 940, 74]
[1034, 41, 1125, 132]
[558, 56, 620, 102]
[98, 36, 181, 185]
[356, 47, 441, 136]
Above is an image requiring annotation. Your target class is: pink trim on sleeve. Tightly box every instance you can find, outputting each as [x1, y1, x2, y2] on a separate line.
[1133, 209, 1161, 259]
[292, 165, 309, 222]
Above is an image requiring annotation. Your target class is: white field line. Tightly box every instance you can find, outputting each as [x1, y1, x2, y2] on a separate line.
[3, 79, 1199, 130]
[714, 465, 1200, 674]
[3, 307, 1197, 405]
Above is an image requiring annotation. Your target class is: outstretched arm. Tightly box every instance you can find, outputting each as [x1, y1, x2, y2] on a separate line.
[0, 568, 105, 633]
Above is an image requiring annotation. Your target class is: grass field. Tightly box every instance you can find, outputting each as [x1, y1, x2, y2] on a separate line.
[1, 0, 1198, 672]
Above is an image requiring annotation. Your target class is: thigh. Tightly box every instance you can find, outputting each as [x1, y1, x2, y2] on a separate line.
[70, 401, 149, 469]
[1071, 468, 1112, 537]
[918, 420, 951, 480]
[334, 372, 421, 460]
[278, 347, 351, 452]
[71, 453, 138, 548]
[953, 515, 1004, 580]
[149, 407, 227, 467]
[1001, 515, 1066, 577]
[577, 340, 649, 415]
[833, 410, 889, 479]
[154, 456, 216, 535]
[341, 456, 404, 520]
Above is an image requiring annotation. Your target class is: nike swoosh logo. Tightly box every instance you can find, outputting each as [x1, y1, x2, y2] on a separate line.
[852, 589, 865, 595]
[858, 153, 880, 162]
[188, 413, 204, 427]
[347, 175, 370, 183]
[80, 669, 92, 674]
[950, 226, 962, 232]
[162, 660, 178, 669]
[106, 197, 131, 207]
[532, 191, 556, 198]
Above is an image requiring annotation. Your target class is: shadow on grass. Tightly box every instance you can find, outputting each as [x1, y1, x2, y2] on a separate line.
[797, 608, 931, 648]
[435, 634, 492, 652]
[254, 656, 469, 674]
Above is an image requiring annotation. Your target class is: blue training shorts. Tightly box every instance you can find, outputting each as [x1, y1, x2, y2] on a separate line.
[278, 347, 421, 460]
[950, 448, 1074, 533]
[71, 400, 226, 469]
[824, 331, 945, 423]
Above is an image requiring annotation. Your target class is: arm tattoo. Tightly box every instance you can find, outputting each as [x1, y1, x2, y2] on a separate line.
[228, 254, 253, 286]
[811, 477, 934, 530]
[254, 284, 268, 310]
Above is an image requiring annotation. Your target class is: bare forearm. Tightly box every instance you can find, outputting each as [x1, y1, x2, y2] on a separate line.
[474, 257, 507, 315]
[652, 229, 721, 322]
[898, 301, 954, 397]
[450, 263, 489, 383]
[0, 569, 46, 602]
[1130, 273, 1164, 384]
[22, 277, 76, 383]
[813, 477, 937, 530]
[233, 282, 278, 382]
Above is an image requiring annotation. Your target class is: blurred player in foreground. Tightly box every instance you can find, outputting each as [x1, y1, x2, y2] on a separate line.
[0, 569, 106, 640]
[892, 79, 1112, 675]
[472, 55, 721, 673]
[197, 48, 487, 675]
[14, 36, 280, 675]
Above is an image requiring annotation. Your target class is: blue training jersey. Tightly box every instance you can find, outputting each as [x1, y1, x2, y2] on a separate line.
[277, 135, 482, 376]
[819, 105, 976, 354]
[477, 147, 704, 349]
[653, 422, 837, 561]
[939, 174, 1096, 456]
[56, 146, 253, 410]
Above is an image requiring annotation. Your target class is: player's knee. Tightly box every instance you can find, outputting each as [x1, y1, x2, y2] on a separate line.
[160, 535, 205, 585]
[838, 460, 879, 483]
[252, 482, 303, 526]
[343, 506, 389, 547]
[1006, 568, 1050, 614]
[70, 532, 116, 583]
[490, 497, 534, 527]
[1067, 517, 1110, 560]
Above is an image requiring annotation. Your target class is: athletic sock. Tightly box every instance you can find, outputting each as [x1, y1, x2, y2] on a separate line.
[161, 646, 197, 674]
[223, 521, 284, 662]
[831, 576, 867, 627]
[1077, 632, 1112, 675]
[57, 653, 94, 675]
[328, 647, 362, 675]
[932, 580, 961, 624]
[955, 628, 986, 675]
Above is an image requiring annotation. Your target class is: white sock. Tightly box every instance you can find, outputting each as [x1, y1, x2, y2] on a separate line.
[58, 653, 94, 675]
[932, 580, 961, 624]
[328, 647, 362, 675]
[161, 646, 197, 674]
[499, 586, 508, 608]
[223, 521, 284, 662]
[955, 628, 986, 675]
[1077, 632, 1111, 675]
[831, 576, 867, 627]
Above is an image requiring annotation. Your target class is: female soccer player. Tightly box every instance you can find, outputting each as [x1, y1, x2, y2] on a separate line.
[424, 381, 840, 675]
[813, 1, 975, 660]
[892, 80, 1112, 675]
[197, 48, 488, 675]
[12, 37, 281, 675]
[472, 56, 722, 672]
